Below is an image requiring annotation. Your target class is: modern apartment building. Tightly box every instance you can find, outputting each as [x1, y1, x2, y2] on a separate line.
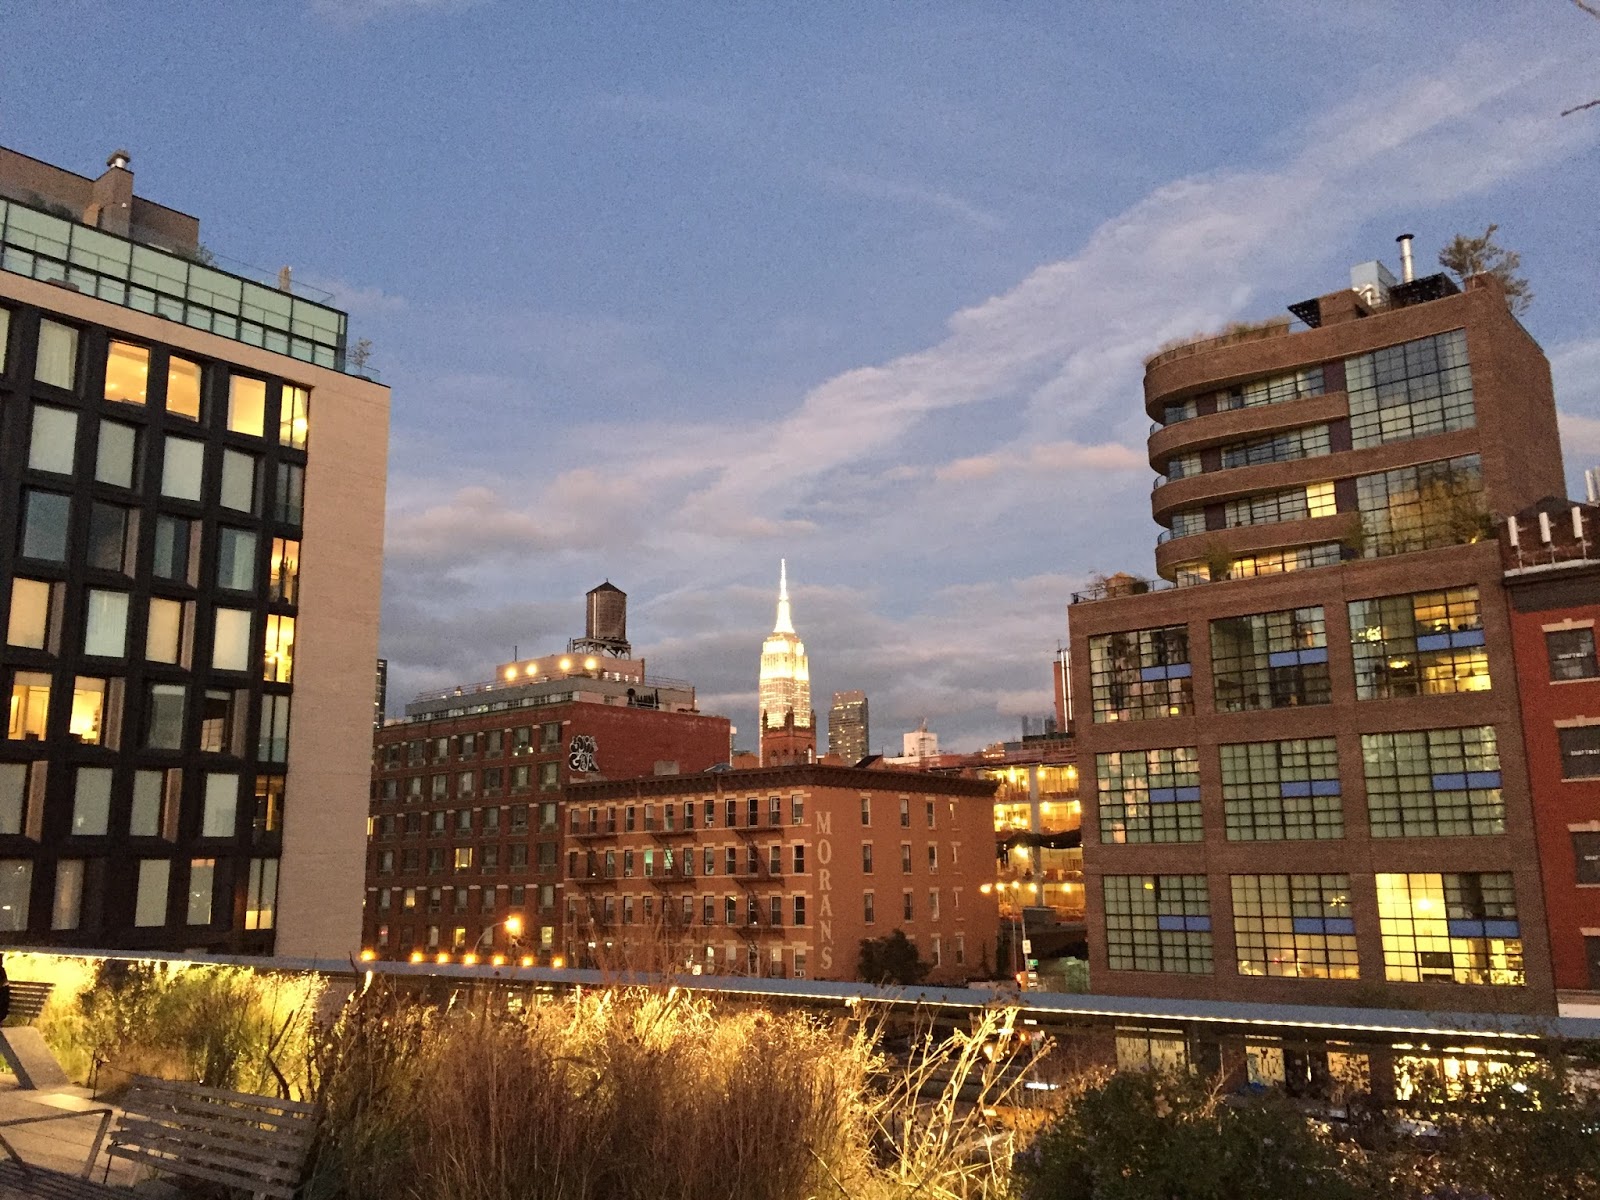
[561, 764, 998, 983]
[827, 689, 869, 764]
[0, 147, 389, 958]
[362, 604, 732, 962]
[1070, 247, 1564, 1014]
[1501, 497, 1600, 995]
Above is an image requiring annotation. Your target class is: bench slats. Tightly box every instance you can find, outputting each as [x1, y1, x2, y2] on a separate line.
[119, 1091, 314, 1136]
[125, 1077, 318, 1116]
[109, 1117, 304, 1178]
[105, 1145, 300, 1200]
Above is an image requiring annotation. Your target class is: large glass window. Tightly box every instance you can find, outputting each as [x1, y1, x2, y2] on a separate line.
[263, 615, 294, 683]
[274, 463, 304, 525]
[1349, 587, 1488, 699]
[7, 579, 54, 649]
[245, 858, 278, 931]
[129, 770, 166, 837]
[1221, 737, 1342, 840]
[1208, 366, 1325, 412]
[1210, 607, 1330, 711]
[1559, 726, 1600, 780]
[1096, 747, 1202, 844]
[28, 405, 78, 473]
[52, 861, 83, 930]
[216, 528, 257, 591]
[1547, 628, 1600, 681]
[161, 437, 206, 501]
[1232, 874, 1357, 979]
[151, 515, 190, 582]
[1376, 872, 1522, 985]
[220, 450, 256, 513]
[69, 677, 106, 744]
[269, 539, 299, 603]
[8, 672, 50, 740]
[166, 356, 202, 420]
[0, 862, 32, 932]
[228, 375, 267, 436]
[280, 385, 309, 449]
[145, 598, 184, 664]
[199, 690, 235, 753]
[20, 490, 70, 561]
[259, 694, 290, 762]
[135, 859, 170, 927]
[202, 774, 237, 837]
[71, 767, 112, 835]
[87, 503, 133, 574]
[1356, 454, 1485, 558]
[1169, 509, 1207, 539]
[1347, 329, 1473, 448]
[83, 589, 129, 657]
[1089, 625, 1192, 722]
[1224, 482, 1336, 528]
[187, 859, 215, 925]
[0, 764, 30, 835]
[34, 319, 77, 389]
[1363, 726, 1503, 837]
[212, 608, 252, 672]
[1103, 875, 1212, 974]
[145, 683, 185, 749]
[104, 341, 149, 405]
[1219, 424, 1331, 470]
[95, 421, 139, 488]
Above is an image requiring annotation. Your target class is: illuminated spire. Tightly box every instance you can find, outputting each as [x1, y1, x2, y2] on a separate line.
[773, 558, 795, 634]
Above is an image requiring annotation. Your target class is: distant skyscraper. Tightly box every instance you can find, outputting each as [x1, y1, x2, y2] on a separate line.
[374, 658, 388, 730]
[829, 690, 869, 764]
[758, 560, 814, 765]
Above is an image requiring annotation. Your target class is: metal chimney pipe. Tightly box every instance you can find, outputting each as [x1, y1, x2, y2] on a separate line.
[1396, 233, 1415, 283]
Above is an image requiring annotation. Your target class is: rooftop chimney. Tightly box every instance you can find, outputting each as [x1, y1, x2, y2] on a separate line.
[106, 149, 131, 172]
[1396, 233, 1415, 283]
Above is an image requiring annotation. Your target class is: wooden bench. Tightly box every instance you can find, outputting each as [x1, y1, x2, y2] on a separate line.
[5, 983, 54, 1026]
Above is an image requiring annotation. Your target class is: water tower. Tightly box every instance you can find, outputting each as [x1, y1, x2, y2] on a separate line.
[570, 581, 631, 657]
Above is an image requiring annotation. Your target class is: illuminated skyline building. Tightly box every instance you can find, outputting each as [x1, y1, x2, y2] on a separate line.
[758, 560, 814, 766]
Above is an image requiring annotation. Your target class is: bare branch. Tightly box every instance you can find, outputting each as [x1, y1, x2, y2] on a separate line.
[1562, 97, 1600, 117]
[1573, 0, 1600, 18]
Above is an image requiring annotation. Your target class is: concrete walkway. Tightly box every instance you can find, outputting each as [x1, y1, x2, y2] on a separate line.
[0, 1078, 148, 1195]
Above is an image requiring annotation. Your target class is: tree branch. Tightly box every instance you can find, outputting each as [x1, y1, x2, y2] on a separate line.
[1561, 97, 1600, 117]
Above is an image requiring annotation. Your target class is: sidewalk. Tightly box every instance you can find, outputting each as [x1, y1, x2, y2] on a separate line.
[0, 1080, 146, 1195]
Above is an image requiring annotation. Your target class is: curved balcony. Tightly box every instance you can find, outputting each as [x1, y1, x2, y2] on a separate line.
[1147, 391, 1348, 471]
[1152, 512, 1359, 579]
[1152, 458, 1338, 525]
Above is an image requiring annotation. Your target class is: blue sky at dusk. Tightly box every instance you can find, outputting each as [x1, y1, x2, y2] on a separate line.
[7, 2, 1599, 751]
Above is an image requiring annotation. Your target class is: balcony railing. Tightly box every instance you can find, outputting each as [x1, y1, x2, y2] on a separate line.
[0, 196, 354, 374]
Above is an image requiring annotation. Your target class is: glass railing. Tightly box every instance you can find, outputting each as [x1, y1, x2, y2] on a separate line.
[0, 197, 351, 373]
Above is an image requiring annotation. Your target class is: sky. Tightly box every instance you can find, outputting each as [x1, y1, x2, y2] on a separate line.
[6, 2, 1600, 753]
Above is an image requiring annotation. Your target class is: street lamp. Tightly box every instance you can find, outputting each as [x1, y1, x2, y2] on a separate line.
[475, 914, 524, 958]
[981, 880, 1034, 989]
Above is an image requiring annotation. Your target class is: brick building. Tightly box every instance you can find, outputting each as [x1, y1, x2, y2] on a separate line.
[1501, 497, 1600, 995]
[1070, 244, 1566, 1014]
[561, 764, 998, 983]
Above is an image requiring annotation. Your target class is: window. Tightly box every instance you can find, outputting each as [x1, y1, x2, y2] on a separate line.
[1208, 365, 1324, 412]
[269, 539, 300, 603]
[1221, 738, 1342, 840]
[927, 844, 938, 872]
[71, 767, 112, 835]
[245, 858, 278, 930]
[212, 608, 252, 671]
[1349, 588, 1488, 699]
[83, 590, 129, 657]
[228, 376, 267, 436]
[538, 763, 559, 792]
[263, 615, 294, 683]
[146, 598, 185, 664]
[1363, 727, 1502, 837]
[8, 672, 50, 740]
[1210, 607, 1330, 711]
[860, 796, 871, 826]
[1168, 508, 1207, 539]
[8, 579, 54, 649]
[103, 340, 150, 404]
[1224, 482, 1335, 528]
[259, 694, 290, 761]
[69, 677, 106, 744]
[275, 463, 304, 525]
[52, 861, 83, 931]
[187, 859, 215, 925]
[129, 771, 167, 838]
[902, 891, 914, 920]
[166, 356, 202, 420]
[1376, 872, 1522, 985]
[0, 862, 31, 932]
[1347, 329, 1474, 448]
[926, 801, 935, 829]
[792, 794, 805, 825]
[280, 385, 310, 449]
[1103, 875, 1212, 974]
[793, 844, 805, 873]
[162, 437, 206, 501]
[862, 843, 873, 874]
[152, 516, 191, 581]
[135, 860, 170, 927]
[863, 892, 875, 924]
[88, 503, 134, 573]
[202, 774, 238, 837]
[199, 690, 235, 753]
[95, 420, 139, 489]
[1232, 874, 1357, 979]
[1548, 628, 1600, 682]
[1096, 747, 1203, 844]
[899, 797, 910, 827]
[29, 405, 77, 473]
[1356, 454, 1485, 558]
[35, 319, 77, 389]
[1219, 424, 1331, 470]
[1572, 832, 1600, 885]
[1089, 625, 1192, 722]
[220, 450, 256, 512]
[900, 843, 912, 874]
[254, 775, 284, 837]
[20, 490, 70, 561]
[217, 529, 257, 591]
[1559, 726, 1600, 780]
[0, 763, 33, 836]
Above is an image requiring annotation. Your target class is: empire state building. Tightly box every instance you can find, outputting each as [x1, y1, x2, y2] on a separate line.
[758, 560, 816, 765]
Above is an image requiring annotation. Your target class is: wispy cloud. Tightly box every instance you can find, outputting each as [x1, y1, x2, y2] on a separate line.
[817, 167, 1004, 232]
[308, 0, 475, 24]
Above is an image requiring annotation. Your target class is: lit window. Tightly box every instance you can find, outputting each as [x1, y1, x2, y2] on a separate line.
[1349, 588, 1488, 699]
[69, 677, 106, 745]
[228, 375, 267, 436]
[166, 357, 202, 420]
[8, 672, 51, 741]
[1376, 872, 1522, 985]
[199, 690, 234, 753]
[269, 539, 300, 603]
[7, 579, 54, 649]
[1232, 874, 1357, 979]
[104, 341, 149, 405]
[263, 615, 294, 683]
[280, 385, 310, 450]
[212, 608, 252, 672]
[145, 598, 185, 664]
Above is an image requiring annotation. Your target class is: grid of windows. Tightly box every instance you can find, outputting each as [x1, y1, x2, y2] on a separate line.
[1547, 628, 1599, 681]
[1362, 726, 1503, 837]
[1349, 587, 1488, 699]
[1103, 875, 1212, 974]
[1346, 329, 1474, 449]
[1232, 874, 1358, 979]
[1219, 424, 1331, 471]
[1375, 872, 1523, 985]
[1559, 726, 1600, 779]
[1088, 626, 1193, 723]
[1210, 607, 1330, 712]
[1210, 366, 1326, 412]
[1169, 509, 1207, 539]
[1220, 738, 1343, 841]
[1173, 543, 1342, 589]
[1356, 454, 1485, 558]
[1096, 748, 1202, 844]
[1224, 482, 1336, 529]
